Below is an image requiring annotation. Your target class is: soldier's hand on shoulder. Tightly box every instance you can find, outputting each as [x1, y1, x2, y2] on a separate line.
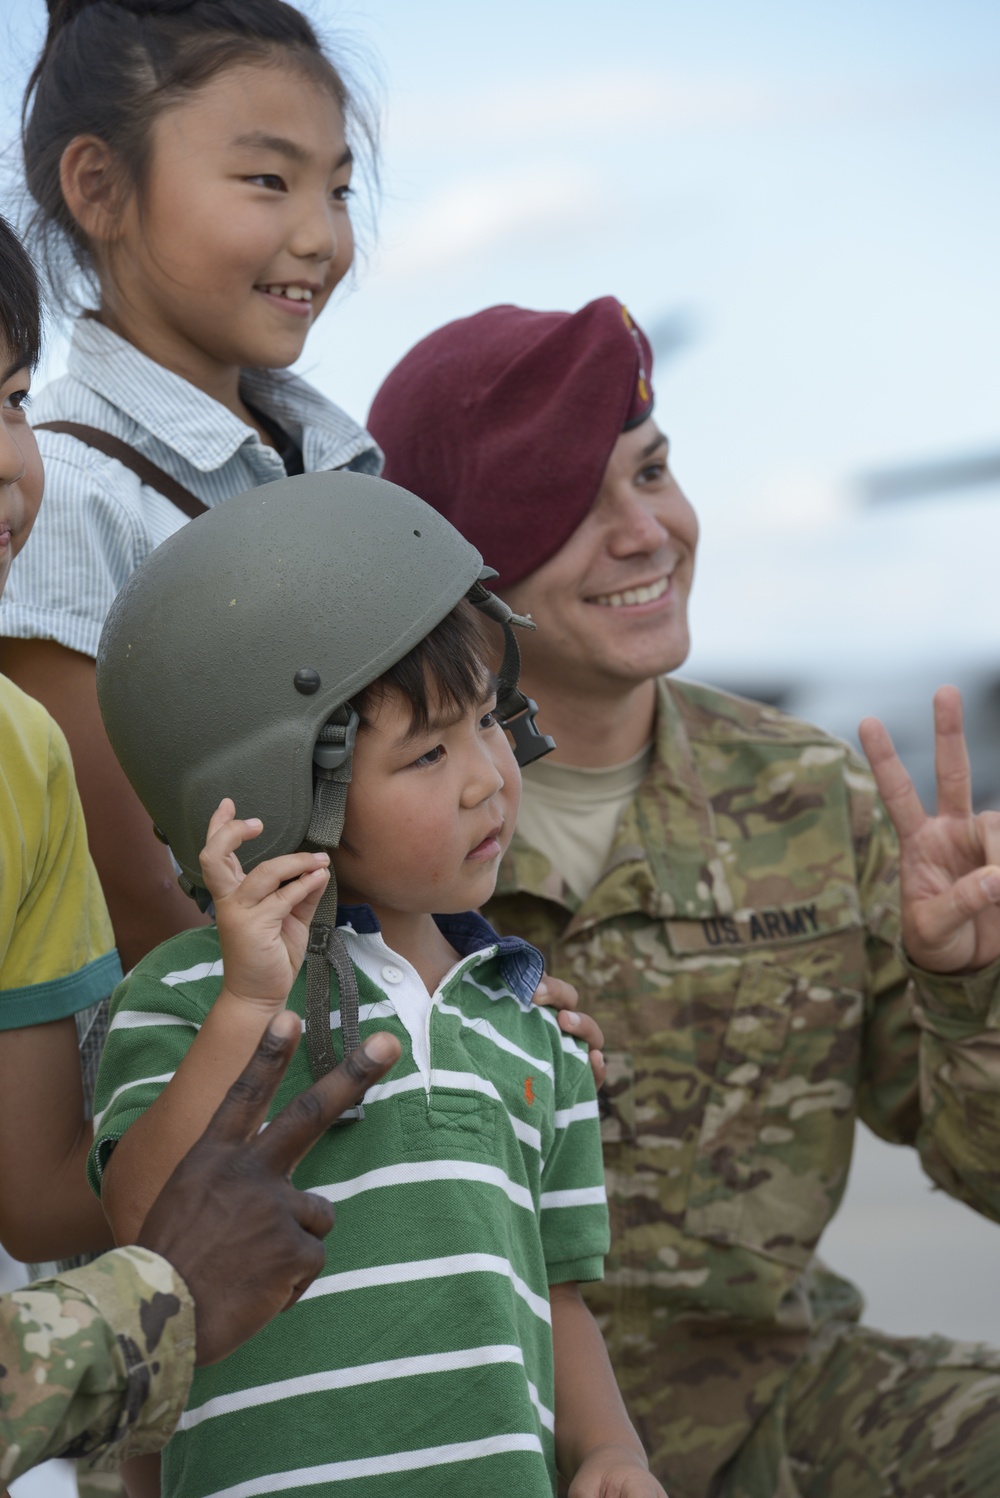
[532, 974, 606, 1087]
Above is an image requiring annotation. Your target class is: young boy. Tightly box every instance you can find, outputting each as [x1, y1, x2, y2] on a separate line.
[0, 215, 122, 1263]
[88, 473, 667, 1498]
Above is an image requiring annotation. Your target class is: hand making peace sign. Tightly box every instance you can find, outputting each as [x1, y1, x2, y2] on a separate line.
[859, 685, 1000, 974]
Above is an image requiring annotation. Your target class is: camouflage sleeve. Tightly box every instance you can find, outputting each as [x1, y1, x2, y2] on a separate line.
[852, 767, 923, 1147]
[907, 954, 1000, 1220]
[0, 1244, 195, 1483]
[852, 757, 1000, 1219]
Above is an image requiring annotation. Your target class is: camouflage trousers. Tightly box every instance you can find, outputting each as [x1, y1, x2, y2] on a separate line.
[714, 1319, 1000, 1498]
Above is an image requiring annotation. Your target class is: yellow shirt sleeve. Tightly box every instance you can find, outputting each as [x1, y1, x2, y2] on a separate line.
[0, 676, 122, 1028]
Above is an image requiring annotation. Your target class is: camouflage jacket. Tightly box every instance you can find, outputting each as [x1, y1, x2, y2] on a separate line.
[486, 677, 1000, 1491]
[0, 1245, 195, 1483]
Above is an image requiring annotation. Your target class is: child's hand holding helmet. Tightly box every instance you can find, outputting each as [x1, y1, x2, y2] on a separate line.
[199, 798, 331, 1013]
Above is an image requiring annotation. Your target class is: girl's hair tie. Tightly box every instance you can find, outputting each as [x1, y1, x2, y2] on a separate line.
[46, 0, 200, 29]
[108, 0, 203, 12]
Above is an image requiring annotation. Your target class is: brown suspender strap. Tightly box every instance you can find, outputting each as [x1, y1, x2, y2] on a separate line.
[34, 421, 209, 521]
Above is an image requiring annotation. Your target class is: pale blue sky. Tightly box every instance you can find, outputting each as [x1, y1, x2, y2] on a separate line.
[2, 0, 998, 677]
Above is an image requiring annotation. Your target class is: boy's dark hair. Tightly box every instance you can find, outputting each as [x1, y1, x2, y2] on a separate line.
[0, 215, 42, 371]
[21, 0, 380, 310]
[355, 600, 494, 738]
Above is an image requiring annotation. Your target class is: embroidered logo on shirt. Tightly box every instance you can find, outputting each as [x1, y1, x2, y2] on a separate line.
[524, 1076, 535, 1106]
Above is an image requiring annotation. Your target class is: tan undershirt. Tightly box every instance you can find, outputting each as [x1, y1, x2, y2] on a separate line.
[516, 742, 654, 903]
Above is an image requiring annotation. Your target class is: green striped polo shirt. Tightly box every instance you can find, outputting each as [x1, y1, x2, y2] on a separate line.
[89, 908, 609, 1497]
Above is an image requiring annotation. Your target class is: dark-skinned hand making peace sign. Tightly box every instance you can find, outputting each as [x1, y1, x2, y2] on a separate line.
[137, 1014, 401, 1366]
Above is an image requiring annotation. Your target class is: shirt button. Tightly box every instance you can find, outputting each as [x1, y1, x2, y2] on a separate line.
[381, 965, 404, 985]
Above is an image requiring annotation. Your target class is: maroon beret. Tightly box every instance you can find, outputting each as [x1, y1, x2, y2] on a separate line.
[366, 297, 654, 587]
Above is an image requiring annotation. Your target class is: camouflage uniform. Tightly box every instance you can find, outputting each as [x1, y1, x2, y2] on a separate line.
[487, 677, 1000, 1497]
[0, 1244, 195, 1487]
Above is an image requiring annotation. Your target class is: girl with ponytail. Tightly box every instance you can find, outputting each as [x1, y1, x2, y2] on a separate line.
[0, 10, 380, 1493]
[1, 0, 381, 972]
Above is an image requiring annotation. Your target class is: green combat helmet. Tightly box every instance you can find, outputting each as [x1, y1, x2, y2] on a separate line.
[97, 471, 553, 1116]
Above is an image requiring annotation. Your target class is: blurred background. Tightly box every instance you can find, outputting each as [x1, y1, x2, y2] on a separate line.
[2, 1, 999, 1490]
[4, 0, 999, 802]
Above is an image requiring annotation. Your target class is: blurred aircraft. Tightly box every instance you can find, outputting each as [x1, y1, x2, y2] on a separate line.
[645, 308, 1000, 810]
[687, 448, 1000, 810]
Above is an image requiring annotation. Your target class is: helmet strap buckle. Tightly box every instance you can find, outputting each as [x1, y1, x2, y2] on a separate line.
[312, 707, 359, 772]
[500, 695, 556, 768]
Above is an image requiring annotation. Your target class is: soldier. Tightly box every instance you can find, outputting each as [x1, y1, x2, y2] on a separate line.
[0, 1015, 399, 1486]
[367, 298, 1000, 1498]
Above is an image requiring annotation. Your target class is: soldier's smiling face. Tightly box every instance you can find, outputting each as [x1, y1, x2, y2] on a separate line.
[500, 417, 698, 697]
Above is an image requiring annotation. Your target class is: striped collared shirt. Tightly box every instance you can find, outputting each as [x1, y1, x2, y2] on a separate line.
[89, 909, 608, 1497]
[0, 318, 382, 659]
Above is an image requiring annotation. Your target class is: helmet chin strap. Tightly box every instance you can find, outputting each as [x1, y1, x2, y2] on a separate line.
[467, 571, 556, 768]
[302, 705, 365, 1118]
